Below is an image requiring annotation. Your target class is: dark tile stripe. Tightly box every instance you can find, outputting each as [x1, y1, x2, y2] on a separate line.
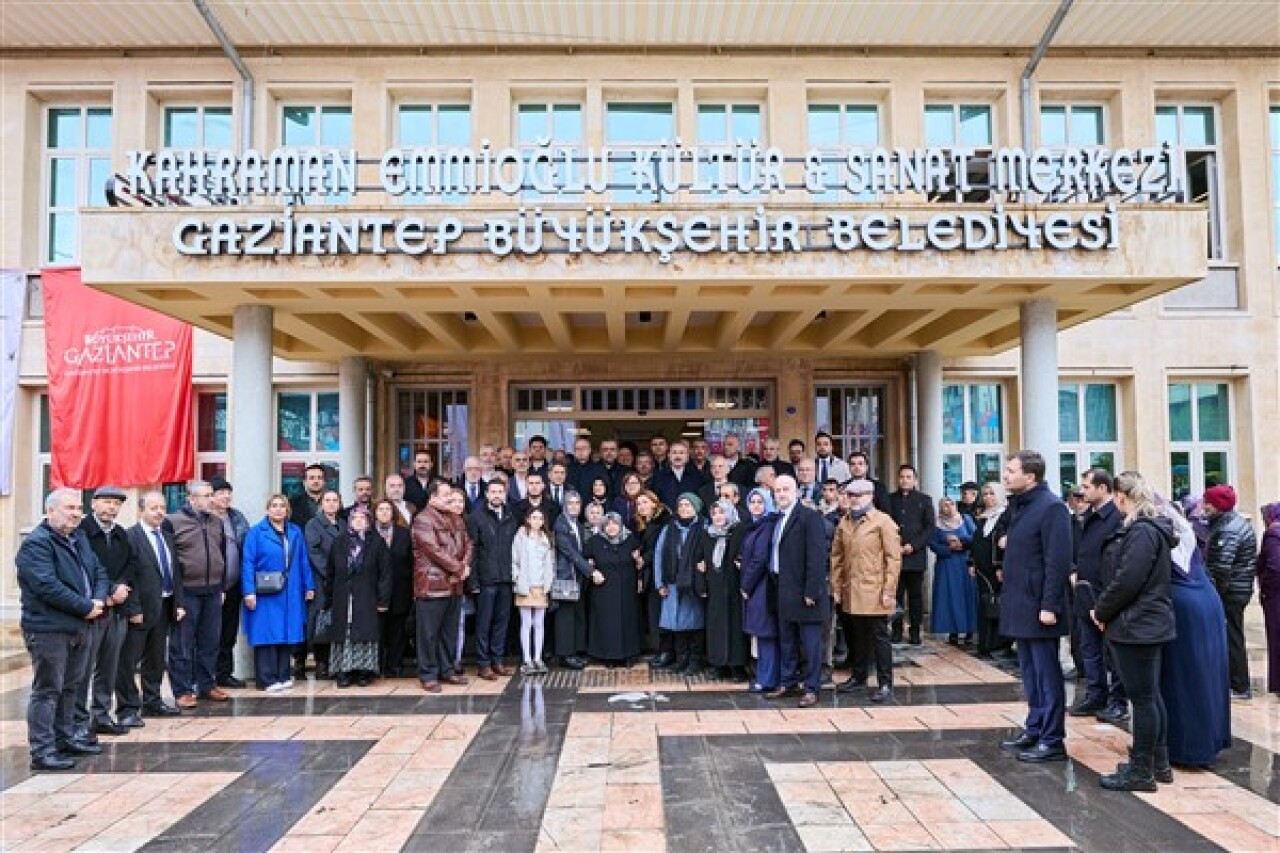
[573, 680, 1026, 713]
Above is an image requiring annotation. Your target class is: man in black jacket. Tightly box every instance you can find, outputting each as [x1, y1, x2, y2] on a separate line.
[1069, 469, 1127, 721]
[514, 470, 561, 528]
[888, 465, 935, 644]
[848, 453, 890, 511]
[289, 463, 329, 528]
[76, 486, 136, 738]
[403, 450, 438, 513]
[1202, 484, 1258, 699]
[466, 479, 519, 680]
[17, 488, 110, 771]
[652, 441, 708, 511]
[118, 490, 185, 723]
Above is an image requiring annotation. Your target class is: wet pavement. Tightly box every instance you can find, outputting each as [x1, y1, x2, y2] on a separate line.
[0, 641, 1275, 851]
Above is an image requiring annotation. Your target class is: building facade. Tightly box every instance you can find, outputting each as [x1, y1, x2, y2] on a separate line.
[3, 3, 1278, 606]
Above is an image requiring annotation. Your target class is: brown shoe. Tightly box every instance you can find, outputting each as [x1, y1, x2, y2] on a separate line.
[798, 692, 819, 708]
[441, 674, 469, 686]
[420, 681, 442, 693]
[494, 664, 514, 677]
[199, 687, 231, 702]
[478, 667, 498, 681]
[764, 685, 801, 700]
[176, 694, 198, 710]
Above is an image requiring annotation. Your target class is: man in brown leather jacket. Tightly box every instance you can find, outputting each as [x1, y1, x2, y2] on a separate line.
[411, 481, 473, 692]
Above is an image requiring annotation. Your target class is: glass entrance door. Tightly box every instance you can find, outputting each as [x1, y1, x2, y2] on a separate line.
[813, 384, 888, 480]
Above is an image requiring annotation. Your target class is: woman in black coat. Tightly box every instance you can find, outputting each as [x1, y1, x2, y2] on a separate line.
[325, 507, 392, 687]
[372, 499, 414, 677]
[552, 492, 593, 669]
[1092, 472, 1177, 792]
[634, 491, 672, 663]
[702, 499, 748, 679]
[584, 513, 643, 666]
[969, 483, 1009, 658]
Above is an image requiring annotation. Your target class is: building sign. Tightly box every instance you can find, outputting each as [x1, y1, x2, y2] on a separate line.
[119, 143, 1185, 264]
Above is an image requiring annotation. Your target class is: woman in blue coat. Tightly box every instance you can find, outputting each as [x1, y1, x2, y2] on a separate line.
[740, 488, 779, 693]
[655, 494, 708, 674]
[243, 494, 315, 692]
[929, 497, 977, 643]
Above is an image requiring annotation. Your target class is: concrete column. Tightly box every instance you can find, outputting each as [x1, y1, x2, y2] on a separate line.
[1020, 299, 1061, 492]
[230, 304, 274, 678]
[339, 356, 368, 503]
[916, 350, 944, 500]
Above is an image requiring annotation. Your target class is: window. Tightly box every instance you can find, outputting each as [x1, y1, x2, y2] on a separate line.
[195, 391, 229, 482]
[397, 102, 472, 203]
[814, 385, 887, 479]
[1156, 104, 1222, 259]
[942, 382, 1005, 498]
[396, 389, 469, 479]
[807, 103, 879, 201]
[925, 103, 992, 202]
[1168, 381, 1232, 498]
[605, 102, 675, 202]
[1271, 106, 1280, 260]
[44, 106, 112, 263]
[281, 104, 353, 203]
[163, 105, 233, 148]
[516, 102, 581, 200]
[1039, 104, 1105, 148]
[34, 394, 94, 517]
[697, 103, 763, 198]
[1058, 382, 1120, 492]
[277, 390, 340, 500]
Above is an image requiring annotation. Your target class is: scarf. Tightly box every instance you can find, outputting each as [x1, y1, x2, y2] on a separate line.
[848, 504, 872, 523]
[346, 507, 371, 572]
[980, 505, 1006, 538]
[602, 512, 631, 545]
[662, 515, 701, 590]
[376, 521, 394, 547]
[1263, 502, 1280, 528]
[747, 486, 776, 520]
[706, 499, 739, 570]
[937, 510, 966, 532]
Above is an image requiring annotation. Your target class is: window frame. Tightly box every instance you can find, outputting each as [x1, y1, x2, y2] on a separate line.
[1057, 381, 1122, 490]
[42, 104, 113, 264]
[941, 380, 1007, 498]
[604, 100, 676, 203]
[276, 388, 341, 494]
[161, 104, 234, 149]
[513, 100, 583, 201]
[1155, 102, 1224, 260]
[813, 383, 889, 479]
[278, 102, 354, 204]
[695, 101, 766, 199]
[1270, 104, 1280, 262]
[1167, 380, 1234, 498]
[806, 101, 881, 201]
[923, 101, 995, 203]
[395, 386, 471, 479]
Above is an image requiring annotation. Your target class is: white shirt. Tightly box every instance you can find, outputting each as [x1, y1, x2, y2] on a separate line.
[140, 520, 174, 597]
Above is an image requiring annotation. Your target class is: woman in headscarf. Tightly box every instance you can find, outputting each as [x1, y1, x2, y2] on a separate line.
[301, 489, 342, 679]
[1159, 495, 1232, 766]
[702, 498, 748, 680]
[551, 491, 592, 670]
[373, 498, 414, 677]
[587, 475, 612, 518]
[969, 482, 1009, 659]
[1259, 503, 1280, 695]
[634, 490, 673, 665]
[740, 487, 780, 693]
[584, 512, 643, 667]
[325, 506, 391, 687]
[655, 493, 709, 675]
[929, 496, 977, 645]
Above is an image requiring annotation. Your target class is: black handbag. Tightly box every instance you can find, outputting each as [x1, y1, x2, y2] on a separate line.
[254, 570, 286, 595]
[977, 573, 1001, 621]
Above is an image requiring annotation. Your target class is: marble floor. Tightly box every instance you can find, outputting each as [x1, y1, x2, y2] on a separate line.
[0, 639, 1275, 852]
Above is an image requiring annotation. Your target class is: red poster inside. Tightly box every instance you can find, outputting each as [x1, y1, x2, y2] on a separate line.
[43, 267, 194, 488]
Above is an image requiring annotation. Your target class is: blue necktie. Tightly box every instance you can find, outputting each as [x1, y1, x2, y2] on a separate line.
[772, 511, 787, 574]
[153, 528, 173, 595]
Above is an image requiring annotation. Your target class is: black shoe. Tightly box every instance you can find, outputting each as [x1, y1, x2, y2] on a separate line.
[118, 713, 145, 728]
[335, 674, 352, 688]
[1000, 733, 1038, 753]
[143, 703, 181, 718]
[1068, 698, 1107, 717]
[836, 677, 867, 694]
[890, 631, 904, 644]
[355, 672, 373, 687]
[1018, 743, 1068, 763]
[1096, 703, 1130, 724]
[947, 633, 959, 646]
[217, 675, 247, 689]
[73, 729, 100, 746]
[649, 652, 676, 669]
[871, 686, 892, 703]
[57, 739, 102, 756]
[563, 656, 586, 670]
[91, 717, 127, 736]
[1100, 762, 1157, 792]
[31, 754, 76, 771]
[292, 664, 308, 679]
[1231, 689, 1253, 701]
[908, 633, 922, 646]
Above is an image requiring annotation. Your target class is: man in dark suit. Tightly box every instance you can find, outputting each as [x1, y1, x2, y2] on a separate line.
[118, 490, 185, 723]
[998, 450, 1073, 763]
[77, 486, 136, 738]
[888, 464, 935, 645]
[722, 434, 759, 495]
[566, 437, 604, 498]
[848, 452, 890, 511]
[403, 450, 437, 514]
[513, 470, 561, 528]
[760, 437, 795, 480]
[455, 455, 488, 513]
[289, 463, 329, 528]
[765, 475, 830, 708]
[651, 440, 708, 511]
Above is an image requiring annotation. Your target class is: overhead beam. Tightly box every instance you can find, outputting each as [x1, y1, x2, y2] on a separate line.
[914, 309, 1015, 352]
[344, 312, 416, 353]
[818, 308, 886, 349]
[605, 306, 627, 353]
[859, 309, 942, 349]
[766, 309, 825, 349]
[469, 310, 521, 351]
[414, 312, 471, 351]
[540, 310, 574, 351]
[663, 306, 692, 351]
[715, 309, 758, 351]
[274, 313, 365, 356]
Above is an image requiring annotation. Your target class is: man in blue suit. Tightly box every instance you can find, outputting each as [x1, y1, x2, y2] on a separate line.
[998, 450, 1074, 763]
[765, 475, 830, 708]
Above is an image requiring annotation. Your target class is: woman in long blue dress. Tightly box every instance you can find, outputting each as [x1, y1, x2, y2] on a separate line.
[929, 497, 977, 644]
[1159, 498, 1232, 767]
[655, 493, 708, 674]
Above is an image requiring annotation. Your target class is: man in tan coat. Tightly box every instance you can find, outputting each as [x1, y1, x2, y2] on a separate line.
[829, 479, 902, 702]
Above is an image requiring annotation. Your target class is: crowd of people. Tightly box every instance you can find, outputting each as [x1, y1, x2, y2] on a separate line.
[15, 432, 1277, 788]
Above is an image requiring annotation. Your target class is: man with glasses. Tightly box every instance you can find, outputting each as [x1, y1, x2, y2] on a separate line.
[166, 480, 229, 710]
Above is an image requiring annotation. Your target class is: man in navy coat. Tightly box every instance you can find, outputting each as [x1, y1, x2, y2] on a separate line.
[998, 450, 1073, 762]
[765, 475, 830, 707]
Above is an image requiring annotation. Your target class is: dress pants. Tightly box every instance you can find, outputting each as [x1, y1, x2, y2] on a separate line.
[754, 636, 780, 689]
[117, 597, 176, 715]
[894, 572, 924, 640]
[842, 612, 893, 687]
[169, 589, 221, 698]
[72, 615, 109, 735]
[415, 597, 461, 682]
[88, 608, 127, 720]
[216, 586, 243, 681]
[779, 620, 824, 695]
[25, 629, 91, 759]
[253, 644, 292, 688]
[381, 608, 413, 673]
[1017, 637, 1067, 747]
[552, 598, 587, 658]
[474, 585, 512, 669]
[1222, 598, 1252, 694]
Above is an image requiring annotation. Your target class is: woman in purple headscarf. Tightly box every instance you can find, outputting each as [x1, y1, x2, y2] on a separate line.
[325, 507, 391, 687]
[1256, 502, 1280, 694]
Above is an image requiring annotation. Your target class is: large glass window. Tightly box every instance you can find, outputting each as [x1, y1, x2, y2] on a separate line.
[163, 105, 233, 148]
[924, 103, 992, 202]
[396, 388, 469, 479]
[398, 102, 472, 203]
[813, 385, 887, 479]
[516, 102, 581, 200]
[605, 102, 675, 202]
[1058, 382, 1120, 492]
[1168, 381, 1232, 498]
[942, 381, 1005, 498]
[44, 106, 112, 263]
[1039, 104, 1105, 147]
[807, 103, 879, 201]
[195, 391, 229, 483]
[697, 103, 763, 198]
[1156, 104, 1223, 259]
[277, 390, 340, 498]
[1271, 105, 1280, 260]
[280, 104, 353, 203]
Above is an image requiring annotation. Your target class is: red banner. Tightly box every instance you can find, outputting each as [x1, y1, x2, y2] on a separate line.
[44, 267, 194, 488]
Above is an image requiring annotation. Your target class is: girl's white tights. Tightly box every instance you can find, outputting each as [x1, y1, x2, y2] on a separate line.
[519, 607, 545, 664]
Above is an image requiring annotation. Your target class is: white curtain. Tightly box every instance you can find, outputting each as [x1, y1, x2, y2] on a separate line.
[0, 270, 27, 495]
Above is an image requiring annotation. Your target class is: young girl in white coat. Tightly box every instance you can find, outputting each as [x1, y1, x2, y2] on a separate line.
[512, 508, 556, 675]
